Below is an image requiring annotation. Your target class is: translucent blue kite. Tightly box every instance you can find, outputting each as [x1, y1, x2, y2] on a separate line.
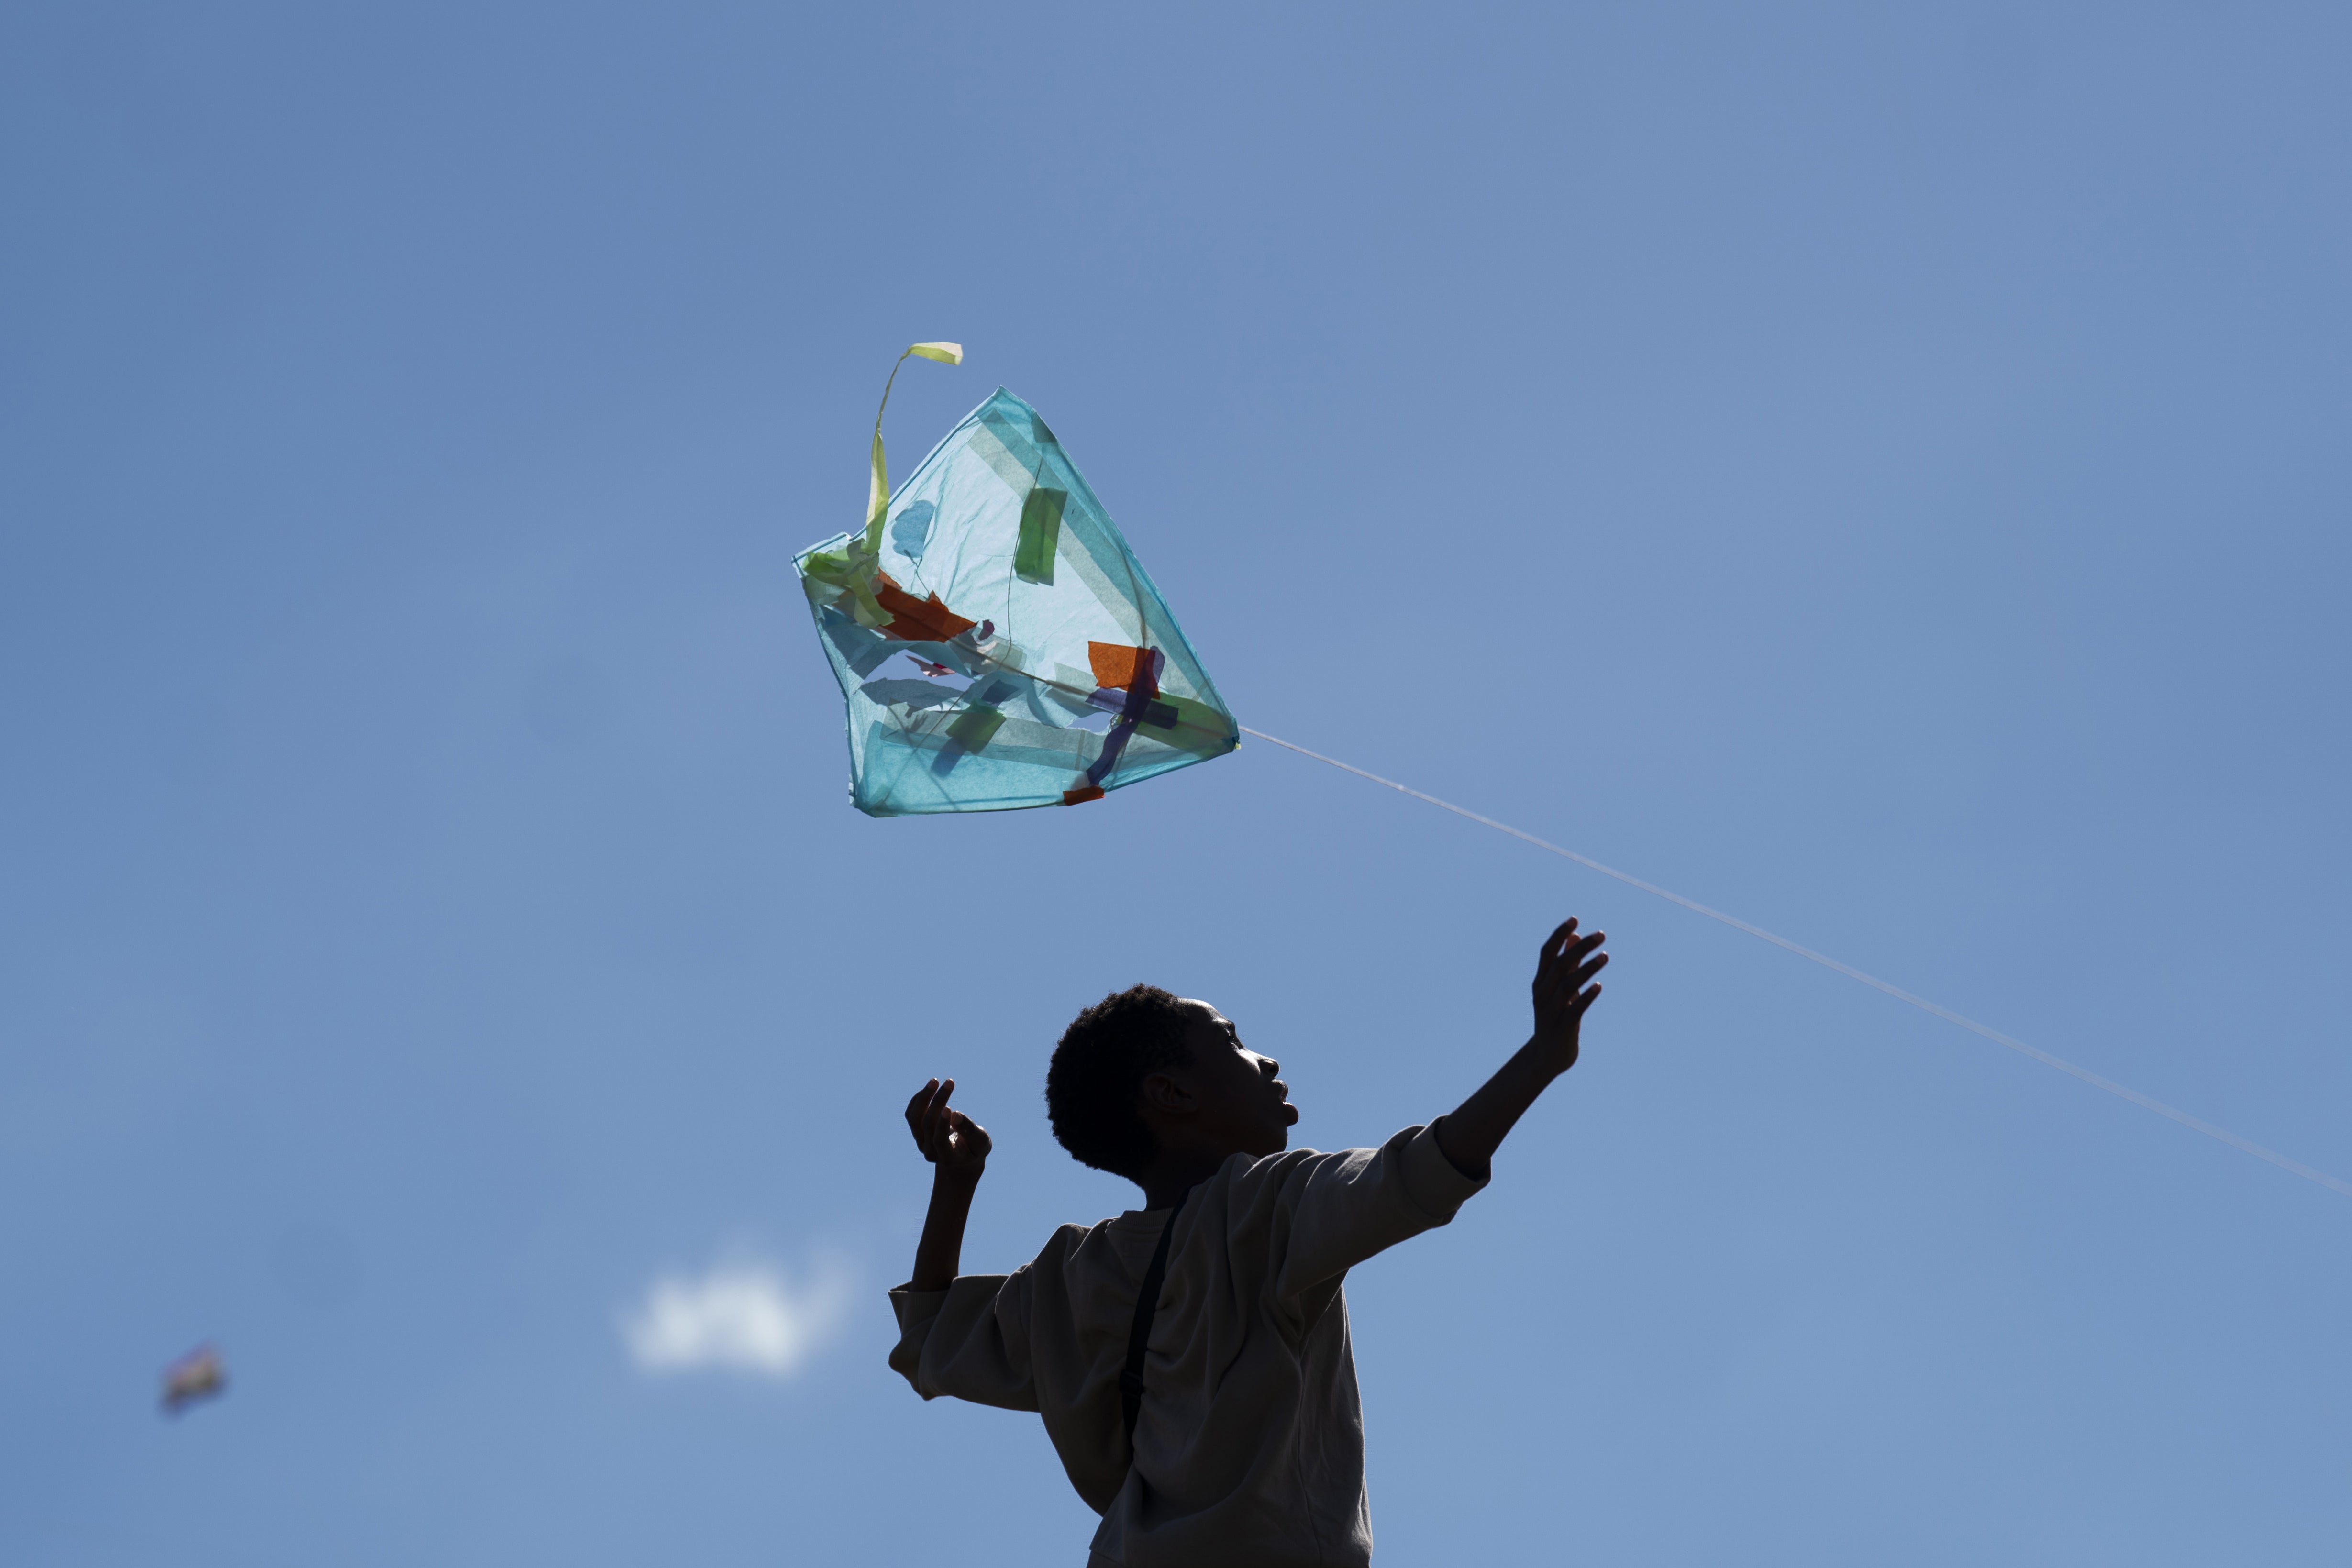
[795, 345, 1239, 816]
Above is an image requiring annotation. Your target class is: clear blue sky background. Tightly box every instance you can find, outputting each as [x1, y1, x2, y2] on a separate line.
[4, 3, 2348, 1563]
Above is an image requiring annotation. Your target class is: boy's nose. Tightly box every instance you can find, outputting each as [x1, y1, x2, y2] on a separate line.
[1260, 1055, 1280, 1077]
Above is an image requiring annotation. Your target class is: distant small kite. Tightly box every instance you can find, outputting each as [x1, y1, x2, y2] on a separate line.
[796, 344, 1239, 816]
[161, 1344, 226, 1415]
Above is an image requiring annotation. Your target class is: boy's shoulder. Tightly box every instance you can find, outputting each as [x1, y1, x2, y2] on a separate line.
[1041, 1146, 1362, 1252]
[1026, 1140, 1405, 1269]
[1014, 1213, 1158, 1289]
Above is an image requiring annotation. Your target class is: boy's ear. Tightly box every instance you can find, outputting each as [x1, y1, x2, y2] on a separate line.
[1139, 1070, 1196, 1117]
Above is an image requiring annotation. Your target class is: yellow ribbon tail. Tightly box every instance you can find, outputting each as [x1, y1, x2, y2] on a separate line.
[863, 341, 964, 549]
[866, 431, 889, 548]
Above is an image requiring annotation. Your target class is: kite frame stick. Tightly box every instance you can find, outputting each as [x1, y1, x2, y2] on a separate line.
[1238, 724, 2352, 1201]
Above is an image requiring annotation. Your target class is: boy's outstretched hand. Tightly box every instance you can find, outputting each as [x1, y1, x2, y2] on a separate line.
[905, 1077, 992, 1186]
[1530, 917, 1608, 1076]
[1433, 916, 1609, 1180]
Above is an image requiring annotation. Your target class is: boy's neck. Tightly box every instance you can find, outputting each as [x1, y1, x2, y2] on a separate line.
[1134, 1146, 1237, 1211]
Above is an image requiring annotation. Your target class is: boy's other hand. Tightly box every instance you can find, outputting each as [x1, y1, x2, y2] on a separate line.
[905, 1077, 992, 1185]
[1531, 917, 1608, 1075]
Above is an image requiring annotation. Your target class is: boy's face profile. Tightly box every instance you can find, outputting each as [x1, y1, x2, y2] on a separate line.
[1139, 1001, 1297, 1163]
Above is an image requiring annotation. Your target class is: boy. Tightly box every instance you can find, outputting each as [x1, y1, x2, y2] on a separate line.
[889, 917, 1609, 1567]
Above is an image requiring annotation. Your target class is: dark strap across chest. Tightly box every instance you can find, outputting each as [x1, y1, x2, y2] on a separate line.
[1119, 1185, 1191, 1450]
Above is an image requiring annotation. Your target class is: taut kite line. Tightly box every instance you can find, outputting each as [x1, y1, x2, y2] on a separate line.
[1236, 725, 2352, 1201]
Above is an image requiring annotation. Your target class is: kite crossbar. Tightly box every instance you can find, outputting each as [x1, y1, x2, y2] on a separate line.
[1238, 724, 2352, 1202]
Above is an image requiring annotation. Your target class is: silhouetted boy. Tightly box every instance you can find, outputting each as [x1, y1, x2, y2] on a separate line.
[890, 917, 1609, 1567]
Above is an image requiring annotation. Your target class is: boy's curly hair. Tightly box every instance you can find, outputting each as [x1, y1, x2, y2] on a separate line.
[1046, 984, 1196, 1179]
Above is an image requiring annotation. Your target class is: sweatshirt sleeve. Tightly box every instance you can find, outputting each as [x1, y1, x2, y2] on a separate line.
[886, 1270, 1042, 1412]
[1257, 1122, 1490, 1307]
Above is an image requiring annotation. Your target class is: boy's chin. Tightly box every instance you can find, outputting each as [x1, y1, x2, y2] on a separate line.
[1279, 1104, 1299, 1126]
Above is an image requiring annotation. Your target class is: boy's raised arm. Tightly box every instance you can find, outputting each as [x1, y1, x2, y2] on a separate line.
[889, 1079, 1041, 1415]
[905, 1077, 992, 1291]
[1433, 918, 1608, 1179]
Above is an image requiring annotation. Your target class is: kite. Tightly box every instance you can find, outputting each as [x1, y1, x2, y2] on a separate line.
[795, 344, 1238, 817]
[160, 1343, 227, 1415]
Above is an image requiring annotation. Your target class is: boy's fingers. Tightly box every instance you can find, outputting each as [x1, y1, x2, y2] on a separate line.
[913, 1079, 957, 1157]
[1538, 936, 1606, 1002]
[1572, 983, 1603, 1015]
[906, 1079, 941, 1142]
[937, 1106, 992, 1159]
[1558, 938, 1608, 986]
[1538, 922, 1600, 977]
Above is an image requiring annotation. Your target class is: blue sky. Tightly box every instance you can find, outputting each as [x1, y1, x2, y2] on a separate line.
[4, 2, 2349, 1563]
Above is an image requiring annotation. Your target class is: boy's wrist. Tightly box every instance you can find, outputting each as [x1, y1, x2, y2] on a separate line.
[1528, 1031, 1577, 1077]
[932, 1162, 985, 1193]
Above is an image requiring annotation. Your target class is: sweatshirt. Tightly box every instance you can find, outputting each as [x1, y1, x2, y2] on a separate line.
[888, 1123, 1488, 1567]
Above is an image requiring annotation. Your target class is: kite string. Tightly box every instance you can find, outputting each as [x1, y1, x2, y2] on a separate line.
[1236, 724, 2352, 1202]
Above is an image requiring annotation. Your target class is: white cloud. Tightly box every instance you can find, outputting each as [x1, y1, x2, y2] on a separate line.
[621, 1255, 853, 1379]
